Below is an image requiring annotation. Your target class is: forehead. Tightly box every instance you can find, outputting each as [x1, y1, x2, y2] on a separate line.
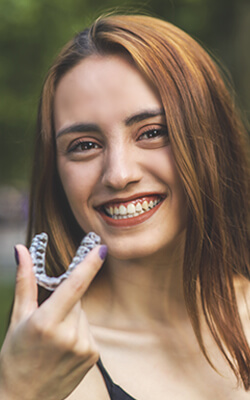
[54, 54, 162, 131]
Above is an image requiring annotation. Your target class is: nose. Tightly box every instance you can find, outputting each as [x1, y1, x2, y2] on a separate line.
[101, 143, 142, 190]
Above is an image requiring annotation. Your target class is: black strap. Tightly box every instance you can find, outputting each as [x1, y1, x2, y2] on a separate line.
[97, 359, 137, 400]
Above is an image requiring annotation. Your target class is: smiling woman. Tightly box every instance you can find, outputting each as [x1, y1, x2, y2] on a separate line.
[54, 54, 186, 256]
[0, 13, 249, 400]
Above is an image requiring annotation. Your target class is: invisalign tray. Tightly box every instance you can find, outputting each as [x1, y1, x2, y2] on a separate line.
[29, 232, 101, 291]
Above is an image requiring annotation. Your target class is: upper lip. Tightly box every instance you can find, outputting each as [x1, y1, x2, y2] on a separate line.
[95, 192, 166, 209]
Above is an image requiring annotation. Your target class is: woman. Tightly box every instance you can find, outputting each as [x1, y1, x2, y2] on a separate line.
[0, 14, 249, 400]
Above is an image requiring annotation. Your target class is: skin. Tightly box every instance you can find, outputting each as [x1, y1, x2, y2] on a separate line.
[55, 53, 189, 331]
[0, 244, 106, 400]
[0, 54, 249, 400]
[55, 54, 187, 262]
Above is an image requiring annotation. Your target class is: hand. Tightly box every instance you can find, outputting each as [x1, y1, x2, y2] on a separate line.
[0, 243, 107, 400]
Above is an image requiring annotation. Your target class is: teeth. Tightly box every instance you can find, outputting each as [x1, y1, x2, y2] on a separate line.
[127, 203, 136, 214]
[104, 197, 162, 219]
[119, 205, 127, 215]
[114, 206, 119, 215]
[135, 202, 142, 213]
[149, 200, 154, 209]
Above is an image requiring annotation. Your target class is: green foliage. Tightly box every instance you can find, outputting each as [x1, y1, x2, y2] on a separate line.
[1, 0, 249, 185]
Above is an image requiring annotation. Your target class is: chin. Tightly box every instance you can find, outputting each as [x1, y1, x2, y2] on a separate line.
[104, 230, 186, 262]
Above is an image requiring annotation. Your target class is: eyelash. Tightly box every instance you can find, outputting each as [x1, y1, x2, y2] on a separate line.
[137, 126, 169, 141]
[68, 139, 101, 153]
[67, 126, 169, 154]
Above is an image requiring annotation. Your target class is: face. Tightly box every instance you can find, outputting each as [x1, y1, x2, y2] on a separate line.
[54, 54, 187, 260]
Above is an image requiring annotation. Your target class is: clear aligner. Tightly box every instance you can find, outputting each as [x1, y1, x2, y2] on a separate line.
[29, 232, 101, 291]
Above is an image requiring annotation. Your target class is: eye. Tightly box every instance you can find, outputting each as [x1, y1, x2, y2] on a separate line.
[68, 139, 101, 153]
[137, 126, 169, 143]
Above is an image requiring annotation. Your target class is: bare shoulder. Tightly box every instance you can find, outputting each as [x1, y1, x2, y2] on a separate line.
[234, 276, 250, 342]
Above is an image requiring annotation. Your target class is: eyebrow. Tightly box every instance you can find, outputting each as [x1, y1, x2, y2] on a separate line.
[124, 108, 165, 126]
[56, 108, 165, 138]
[56, 123, 100, 139]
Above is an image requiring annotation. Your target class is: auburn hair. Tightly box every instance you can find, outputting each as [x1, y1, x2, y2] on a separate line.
[27, 14, 250, 389]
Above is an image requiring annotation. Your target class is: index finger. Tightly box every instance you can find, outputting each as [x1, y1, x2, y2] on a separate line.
[40, 245, 107, 322]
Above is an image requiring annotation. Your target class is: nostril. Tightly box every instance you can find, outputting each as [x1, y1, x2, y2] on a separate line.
[101, 168, 141, 190]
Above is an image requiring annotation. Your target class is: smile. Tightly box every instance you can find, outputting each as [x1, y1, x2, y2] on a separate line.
[104, 197, 161, 219]
[97, 194, 165, 227]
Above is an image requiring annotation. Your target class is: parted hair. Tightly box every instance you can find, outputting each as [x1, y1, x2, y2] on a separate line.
[27, 14, 250, 389]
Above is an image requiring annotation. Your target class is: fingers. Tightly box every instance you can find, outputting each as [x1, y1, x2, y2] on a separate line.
[11, 245, 38, 324]
[41, 245, 107, 322]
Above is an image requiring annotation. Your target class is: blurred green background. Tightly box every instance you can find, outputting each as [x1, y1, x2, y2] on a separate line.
[0, 0, 250, 346]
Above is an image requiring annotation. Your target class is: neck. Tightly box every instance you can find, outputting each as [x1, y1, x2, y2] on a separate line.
[85, 236, 189, 331]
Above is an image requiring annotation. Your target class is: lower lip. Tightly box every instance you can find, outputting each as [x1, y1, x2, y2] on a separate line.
[98, 200, 164, 227]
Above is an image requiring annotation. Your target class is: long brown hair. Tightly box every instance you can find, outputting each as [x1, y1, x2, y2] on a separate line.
[27, 14, 250, 389]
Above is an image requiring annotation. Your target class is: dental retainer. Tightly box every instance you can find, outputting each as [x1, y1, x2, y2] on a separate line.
[29, 232, 101, 291]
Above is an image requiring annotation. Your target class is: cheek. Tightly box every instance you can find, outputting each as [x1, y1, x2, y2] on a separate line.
[149, 148, 187, 219]
[57, 161, 96, 209]
[148, 147, 184, 191]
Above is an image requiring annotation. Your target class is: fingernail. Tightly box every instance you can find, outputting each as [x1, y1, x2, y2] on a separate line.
[14, 246, 19, 265]
[99, 245, 108, 260]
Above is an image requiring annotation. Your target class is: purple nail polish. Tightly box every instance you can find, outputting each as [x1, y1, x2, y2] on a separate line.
[99, 245, 108, 260]
[14, 246, 19, 265]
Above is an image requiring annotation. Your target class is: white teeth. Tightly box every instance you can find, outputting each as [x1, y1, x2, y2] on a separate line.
[127, 203, 136, 214]
[104, 197, 162, 219]
[119, 205, 127, 215]
[135, 202, 142, 212]
[149, 200, 154, 209]
[114, 206, 119, 215]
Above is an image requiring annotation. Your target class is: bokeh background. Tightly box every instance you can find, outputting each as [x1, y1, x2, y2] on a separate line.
[1, 0, 250, 346]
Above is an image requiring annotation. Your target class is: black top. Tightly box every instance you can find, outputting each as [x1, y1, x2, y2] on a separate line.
[97, 359, 137, 400]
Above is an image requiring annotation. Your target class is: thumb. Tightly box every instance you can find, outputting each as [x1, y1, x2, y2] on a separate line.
[11, 244, 38, 325]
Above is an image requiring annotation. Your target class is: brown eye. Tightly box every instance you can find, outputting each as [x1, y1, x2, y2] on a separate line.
[138, 127, 169, 141]
[68, 140, 101, 153]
